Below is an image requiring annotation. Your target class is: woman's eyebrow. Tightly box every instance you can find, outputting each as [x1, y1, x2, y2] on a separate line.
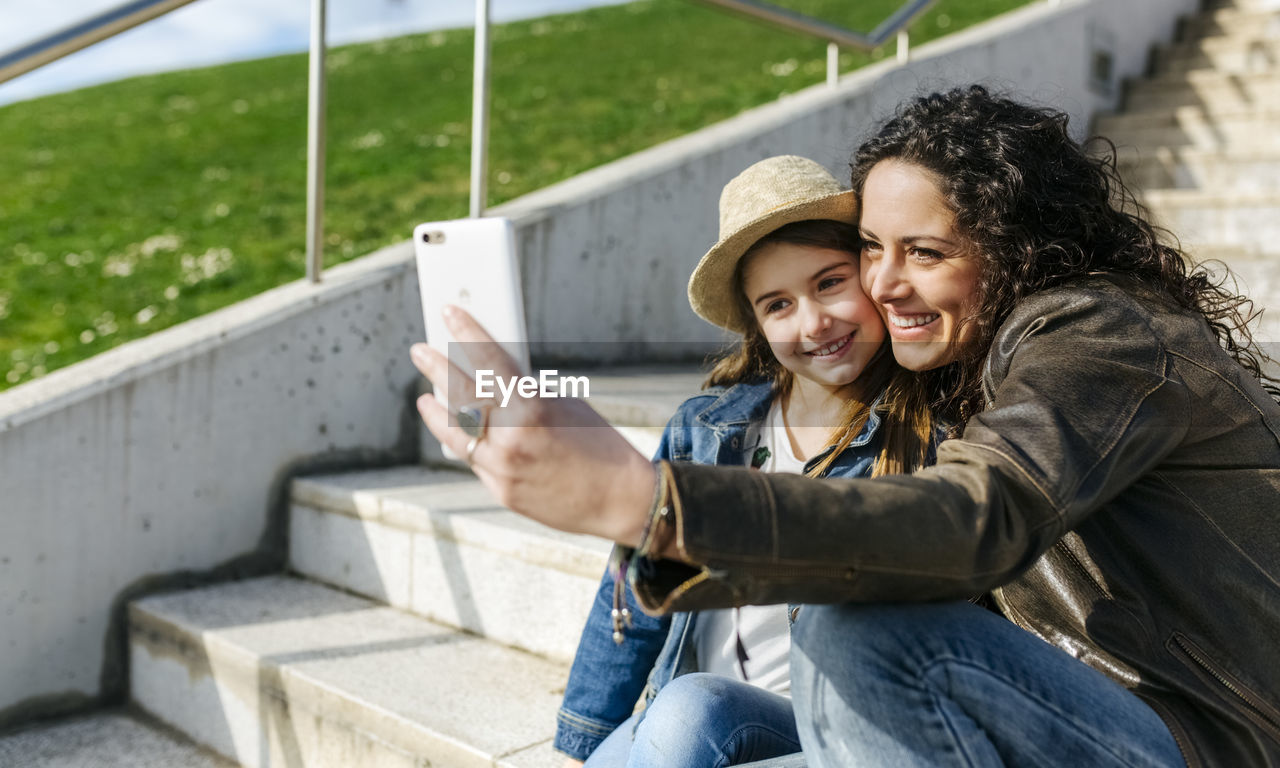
[859, 227, 956, 248]
[900, 235, 958, 247]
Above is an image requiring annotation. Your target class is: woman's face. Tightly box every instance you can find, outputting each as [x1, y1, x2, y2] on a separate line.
[742, 243, 886, 394]
[858, 160, 982, 372]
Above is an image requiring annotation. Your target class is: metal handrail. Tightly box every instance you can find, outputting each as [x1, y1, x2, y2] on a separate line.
[467, 0, 942, 216]
[0, 0, 201, 84]
[470, 0, 493, 220]
[0, 0, 331, 284]
[689, 0, 939, 61]
[4, 0, 1047, 277]
[305, 0, 327, 284]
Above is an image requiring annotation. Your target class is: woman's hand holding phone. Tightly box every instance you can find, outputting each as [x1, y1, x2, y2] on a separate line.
[411, 305, 656, 546]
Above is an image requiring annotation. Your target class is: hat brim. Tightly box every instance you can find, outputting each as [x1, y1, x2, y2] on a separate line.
[688, 189, 858, 333]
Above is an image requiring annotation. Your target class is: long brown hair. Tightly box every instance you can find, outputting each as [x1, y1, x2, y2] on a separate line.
[704, 220, 935, 477]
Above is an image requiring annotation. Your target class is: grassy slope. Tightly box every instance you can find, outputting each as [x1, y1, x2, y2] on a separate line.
[0, 0, 1030, 390]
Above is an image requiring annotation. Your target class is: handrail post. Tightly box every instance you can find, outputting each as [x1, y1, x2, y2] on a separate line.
[897, 28, 910, 62]
[0, 0, 202, 86]
[305, 0, 327, 283]
[826, 42, 838, 86]
[470, 0, 493, 218]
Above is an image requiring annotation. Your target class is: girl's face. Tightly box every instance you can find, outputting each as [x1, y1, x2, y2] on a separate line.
[741, 243, 886, 394]
[858, 160, 982, 372]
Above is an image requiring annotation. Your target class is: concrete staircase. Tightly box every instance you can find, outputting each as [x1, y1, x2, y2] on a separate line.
[1098, 0, 1280, 343]
[0, 367, 699, 767]
[120, 366, 699, 768]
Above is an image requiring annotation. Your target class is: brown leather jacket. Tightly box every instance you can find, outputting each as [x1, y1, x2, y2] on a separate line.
[632, 276, 1280, 767]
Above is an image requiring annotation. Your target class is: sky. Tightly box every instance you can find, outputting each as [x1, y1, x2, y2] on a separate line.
[0, 0, 631, 106]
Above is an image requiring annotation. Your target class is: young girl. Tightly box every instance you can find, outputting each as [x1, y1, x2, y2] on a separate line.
[553, 155, 937, 768]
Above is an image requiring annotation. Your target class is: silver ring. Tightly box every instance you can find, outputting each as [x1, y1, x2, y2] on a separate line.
[465, 436, 481, 465]
[454, 404, 492, 440]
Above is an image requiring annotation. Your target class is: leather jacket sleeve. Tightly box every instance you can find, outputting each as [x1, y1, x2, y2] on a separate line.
[631, 281, 1194, 613]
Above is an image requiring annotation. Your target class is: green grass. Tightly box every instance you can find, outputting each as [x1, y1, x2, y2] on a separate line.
[0, 0, 1031, 390]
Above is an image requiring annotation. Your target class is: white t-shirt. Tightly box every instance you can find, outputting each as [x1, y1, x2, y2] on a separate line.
[693, 398, 804, 696]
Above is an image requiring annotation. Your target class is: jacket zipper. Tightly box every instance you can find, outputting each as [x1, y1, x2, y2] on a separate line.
[1143, 697, 1201, 768]
[1169, 632, 1280, 739]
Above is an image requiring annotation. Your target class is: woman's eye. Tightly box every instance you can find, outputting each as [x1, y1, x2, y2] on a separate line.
[860, 242, 882, 259]
[911, 247, 943, 262]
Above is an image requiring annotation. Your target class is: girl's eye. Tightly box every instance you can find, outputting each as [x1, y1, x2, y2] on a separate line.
[818, 276, 845, 291]
[764, 299, 789, 314]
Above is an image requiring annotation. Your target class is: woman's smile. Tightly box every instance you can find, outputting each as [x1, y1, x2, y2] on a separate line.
[885, 311, 941, 332]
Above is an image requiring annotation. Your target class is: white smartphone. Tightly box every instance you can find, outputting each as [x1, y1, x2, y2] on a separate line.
[414, 217, 531, 418]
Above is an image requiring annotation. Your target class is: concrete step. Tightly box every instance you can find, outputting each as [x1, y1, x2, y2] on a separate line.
[579, 365, 706, 458]
[421, 364, 703, 464]
[289, 466, 611, 663]
[0, 710, 237, 767]
[1123, 69, 1280, 112]
[1152, 35, 1280, 76]
[576, 365, 706, 429]
[1095, 103, 1280, 151]
[1180, 6, 1280, 40]
[1141, 189, 1280, 254]
[129, 575, 568, 768]
[1185, 247, 1280, 345]
[1115, 145, 1280, 191]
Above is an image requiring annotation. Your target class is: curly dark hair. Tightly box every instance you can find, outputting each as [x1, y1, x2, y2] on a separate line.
[850, 84, 1279, 421]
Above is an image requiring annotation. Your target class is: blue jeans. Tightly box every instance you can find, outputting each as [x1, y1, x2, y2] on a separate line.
[790, 601, 1186, 768]
[583, 673, 801, 768]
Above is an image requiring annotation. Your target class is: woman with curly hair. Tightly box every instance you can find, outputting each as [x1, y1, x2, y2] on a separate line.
[412, 85, 1280, 767]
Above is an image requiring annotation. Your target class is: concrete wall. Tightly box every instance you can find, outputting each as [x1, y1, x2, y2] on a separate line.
[499, 0, 1198, 362]
[0, 245, 426, 727]
[0, 0, 1197, 727]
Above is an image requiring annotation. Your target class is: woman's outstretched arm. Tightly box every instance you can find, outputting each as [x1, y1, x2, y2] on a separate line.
[411, 304, 658, 546]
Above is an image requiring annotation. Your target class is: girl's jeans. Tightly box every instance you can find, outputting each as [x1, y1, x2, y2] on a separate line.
[582, 673, 800, 768]
[582, 601, 1186, 768]
[790, 601, 1187, 768]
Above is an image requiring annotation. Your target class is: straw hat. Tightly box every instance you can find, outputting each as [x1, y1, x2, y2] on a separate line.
[688, 155, 857, 332]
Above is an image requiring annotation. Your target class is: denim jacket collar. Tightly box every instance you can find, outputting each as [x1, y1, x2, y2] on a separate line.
[692, 380, 885, 475]
[694, 381, 775, 433]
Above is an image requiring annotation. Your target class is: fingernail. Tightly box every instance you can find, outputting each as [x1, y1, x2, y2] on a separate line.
[410, 343, 429, 363]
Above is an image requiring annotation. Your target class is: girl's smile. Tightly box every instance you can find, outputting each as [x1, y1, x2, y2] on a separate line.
[802, 332, 854, 359]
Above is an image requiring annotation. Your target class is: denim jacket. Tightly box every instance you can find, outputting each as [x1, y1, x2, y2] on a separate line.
[553, 380, 886, 760]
